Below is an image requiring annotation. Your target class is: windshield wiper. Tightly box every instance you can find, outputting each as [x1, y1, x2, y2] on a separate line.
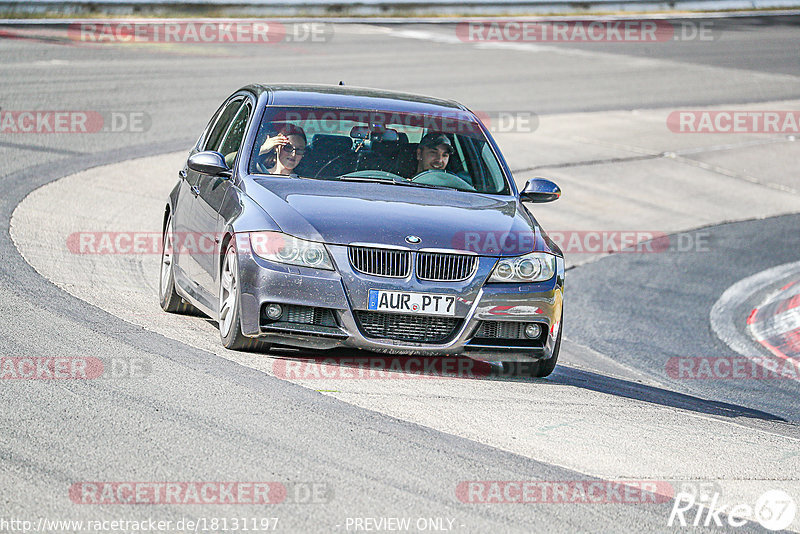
[401, 181, 452, 190]
[338, 175, 399, 184]
[338, 175, 453, 191]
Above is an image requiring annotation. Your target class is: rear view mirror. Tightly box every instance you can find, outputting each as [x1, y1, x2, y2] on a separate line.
[372, 128, 399, 142]
[349, 126, 399, 142]
[187, 151, 232, 177]
[520, 177, 561, 203]
[349, 126, 370, 139]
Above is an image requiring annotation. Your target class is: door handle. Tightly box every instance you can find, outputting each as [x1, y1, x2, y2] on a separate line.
[179, 169, 187, 179]
[191, 185, 200, 197]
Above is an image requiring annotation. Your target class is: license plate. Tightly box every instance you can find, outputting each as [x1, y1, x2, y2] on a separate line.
[367, 289, 456, 316]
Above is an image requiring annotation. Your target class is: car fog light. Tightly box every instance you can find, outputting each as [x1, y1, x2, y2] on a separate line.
[524, 323, 542, 339]
[265, 303, 283, 321]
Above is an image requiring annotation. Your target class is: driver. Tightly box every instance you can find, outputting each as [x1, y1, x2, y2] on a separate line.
[415, 132, 453, 175]
[256, 124, 307, 175]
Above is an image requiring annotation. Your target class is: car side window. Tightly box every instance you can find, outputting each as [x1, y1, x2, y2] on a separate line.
[217, 102, 253, 168]
[204, 99, 243, 152]
[196, 101, 225, 150]
[450, 135, 475, 187]
[479, 142, 506, 192]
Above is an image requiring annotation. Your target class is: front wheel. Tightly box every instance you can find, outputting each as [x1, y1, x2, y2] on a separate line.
[530, 320, 561, 378]
[218, 243, 269, 352]
[502, 313, 562, 378]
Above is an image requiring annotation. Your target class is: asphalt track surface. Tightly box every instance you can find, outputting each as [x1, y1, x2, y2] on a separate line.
[1, 15, 800, 533]
[568, 214, 800, 422]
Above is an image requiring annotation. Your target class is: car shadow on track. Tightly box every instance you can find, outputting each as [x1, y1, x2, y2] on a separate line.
[547, 365, 787, 423]
[263, 348, 787, 424]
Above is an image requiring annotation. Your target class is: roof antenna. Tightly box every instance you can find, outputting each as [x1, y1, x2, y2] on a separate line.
[339, 81, 345, 86]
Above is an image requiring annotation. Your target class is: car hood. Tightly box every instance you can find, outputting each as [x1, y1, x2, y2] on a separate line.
[247, 177, 551, 256]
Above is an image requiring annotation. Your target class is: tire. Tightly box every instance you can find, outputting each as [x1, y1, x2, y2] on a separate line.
[159, 213, 201, 315]
[502, 313, 562, 378]
[530, 319, 562, 378]
[218, 242, 269, 352]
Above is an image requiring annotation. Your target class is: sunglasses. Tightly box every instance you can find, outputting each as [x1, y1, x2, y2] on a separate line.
[281, 143, 306, 156]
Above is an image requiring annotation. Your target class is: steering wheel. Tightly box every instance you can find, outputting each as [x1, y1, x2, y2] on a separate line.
[254, 153, 273, 174]
[412, 169, 450, 180]
[314, 152, 356, 179]
[411, 169, 477, 191]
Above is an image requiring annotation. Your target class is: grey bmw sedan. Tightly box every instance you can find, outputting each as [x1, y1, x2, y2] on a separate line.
[160, 84, 564, 377]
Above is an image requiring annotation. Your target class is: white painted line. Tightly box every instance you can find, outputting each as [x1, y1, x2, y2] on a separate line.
[710, 260, 800, 359]
[5, 10, 800, 24]
[370, 24, 800, 82]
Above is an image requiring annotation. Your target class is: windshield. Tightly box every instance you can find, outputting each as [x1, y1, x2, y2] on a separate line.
[248, 106, 511, 195]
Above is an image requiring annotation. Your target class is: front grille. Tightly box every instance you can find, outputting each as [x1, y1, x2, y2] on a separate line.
[355, 311, 462, 343]
[349, 246, 410, 278]
[416, 252, 477, 282]
[262, 304, 337, 327]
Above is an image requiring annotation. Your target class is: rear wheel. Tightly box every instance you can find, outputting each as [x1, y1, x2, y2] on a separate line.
[218, 242, 269, 352]
[159, 213, 200, 315]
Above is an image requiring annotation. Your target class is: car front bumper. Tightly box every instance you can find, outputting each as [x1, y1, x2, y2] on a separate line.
[236, 242, 563, 362]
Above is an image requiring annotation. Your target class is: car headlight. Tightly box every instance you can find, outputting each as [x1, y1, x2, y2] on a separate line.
[249, 231, 333, 270]
[488, 252, 556, 283]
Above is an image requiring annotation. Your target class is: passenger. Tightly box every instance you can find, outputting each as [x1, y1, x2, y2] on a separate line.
[415, 132, 453, 175]
[256, 124, 307, 175]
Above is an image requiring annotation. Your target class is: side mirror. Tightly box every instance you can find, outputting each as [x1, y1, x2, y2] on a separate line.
[187, 151, 232, 177]
[520, 177, 561, 203]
